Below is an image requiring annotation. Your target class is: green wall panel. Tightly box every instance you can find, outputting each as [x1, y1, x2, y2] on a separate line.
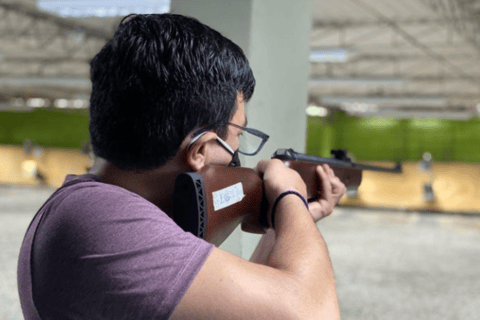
[0, 108, 90, 149]
[406, 118, 454, 161]
[2, 108, 480, 163]
[306, 111, 480, 163]
[453, 120, 480, 162]
[306, 117, 335, 158]
[335, 114, 405, 161]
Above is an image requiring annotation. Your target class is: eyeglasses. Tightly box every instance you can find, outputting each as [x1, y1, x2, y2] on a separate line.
[188, 123, 269, 156]
[226, 123, 269, 156]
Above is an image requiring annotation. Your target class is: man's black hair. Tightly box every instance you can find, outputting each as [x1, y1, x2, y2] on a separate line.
[89, 13, 255, 169]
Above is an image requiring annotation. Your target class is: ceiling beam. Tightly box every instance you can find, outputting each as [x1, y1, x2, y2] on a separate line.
[422, 0, 480, 51]
[311, 52, 480, 65]
[309, 75, 480, 82]
[309, 0, 480, 89]
[0, 56, 91, 64]
[312, 16, 474, 29]
[0, 2, 113, 40]
[310, 61, 480, 81]
[0, 76, 91, 89]
[344, 53, 479, 63]
[309, 92, 480, 103]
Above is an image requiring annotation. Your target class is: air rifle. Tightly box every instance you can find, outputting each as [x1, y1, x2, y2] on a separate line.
[172, 148, 402, 246]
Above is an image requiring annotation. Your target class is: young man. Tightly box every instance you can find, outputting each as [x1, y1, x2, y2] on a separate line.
[18, 14, 346, 319]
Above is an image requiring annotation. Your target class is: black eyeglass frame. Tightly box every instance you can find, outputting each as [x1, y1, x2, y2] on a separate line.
[189, 123, 270, 156]
[226, 123, 270, 156]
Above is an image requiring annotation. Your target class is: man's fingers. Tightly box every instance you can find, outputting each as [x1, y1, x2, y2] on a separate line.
[324, 164, 335, 178]
[254, 159, 269, 176]
[321, 164, 346, 197]
[328, 173, 347, 204]
[254, 159, 280, 177]
[317, 164, 333, 201]
[254, 159, 284, 174]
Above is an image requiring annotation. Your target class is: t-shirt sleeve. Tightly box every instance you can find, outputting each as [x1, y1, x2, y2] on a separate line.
[33, 182, 214, 320]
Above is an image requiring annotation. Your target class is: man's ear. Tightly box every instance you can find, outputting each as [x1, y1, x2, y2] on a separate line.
[185, 132, 217, 172]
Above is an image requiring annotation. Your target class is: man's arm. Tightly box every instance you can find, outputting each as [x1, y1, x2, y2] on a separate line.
[250, 164, 346, 265]
[249, 228, 276, 264]
[170, 160, 342, 320]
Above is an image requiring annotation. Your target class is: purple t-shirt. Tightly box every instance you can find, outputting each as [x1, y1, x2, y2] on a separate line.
[18, 174, 214, 320]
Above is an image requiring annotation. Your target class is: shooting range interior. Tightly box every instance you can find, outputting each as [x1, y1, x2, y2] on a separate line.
[1, 1, 479, 320]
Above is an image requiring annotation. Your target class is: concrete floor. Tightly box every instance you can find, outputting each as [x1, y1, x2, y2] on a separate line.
[1, 185, 479, 320]
[318, 208, 480, 320]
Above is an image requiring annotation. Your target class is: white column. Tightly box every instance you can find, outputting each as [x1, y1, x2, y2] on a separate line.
[170, 0, 313, 258]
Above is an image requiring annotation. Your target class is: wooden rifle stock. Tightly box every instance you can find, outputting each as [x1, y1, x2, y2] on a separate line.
[173, 149, 402, 246]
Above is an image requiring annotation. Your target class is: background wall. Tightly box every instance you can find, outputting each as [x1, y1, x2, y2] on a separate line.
[307, 111, 480, 163]
[0, 108, 89, 149]
[3, 108, 479, 164]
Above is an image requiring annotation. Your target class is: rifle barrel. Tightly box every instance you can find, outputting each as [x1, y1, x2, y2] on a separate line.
[272, 149, 402, 174]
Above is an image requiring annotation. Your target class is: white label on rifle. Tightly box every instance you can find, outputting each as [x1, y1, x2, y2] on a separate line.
[213, 182, 245, 211]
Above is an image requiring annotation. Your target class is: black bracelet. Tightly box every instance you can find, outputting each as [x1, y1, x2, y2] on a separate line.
[270, 190, 309, 229]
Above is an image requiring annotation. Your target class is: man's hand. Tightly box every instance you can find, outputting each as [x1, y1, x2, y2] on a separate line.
[255, 159, 307, 205]
[308, 164, 346, 222]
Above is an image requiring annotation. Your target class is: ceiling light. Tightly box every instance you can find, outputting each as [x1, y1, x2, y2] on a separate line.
[321, 96, 447, 107]
[309, 77, 403, 87]
[37, 0, 171, 17]
[310, 47, 350, 63]
[306, 105, 329, 117]
[27, 98, 47, 108]
[340, 102, 378, 115]
[73, 99, 89, 109]
[54, 99, 68, 109]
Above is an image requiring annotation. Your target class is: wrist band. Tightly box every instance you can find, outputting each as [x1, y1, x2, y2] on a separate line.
[270, 190, 309, 229]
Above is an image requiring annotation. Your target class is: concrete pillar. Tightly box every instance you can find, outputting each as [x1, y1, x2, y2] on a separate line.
[171, 0, 313, 258]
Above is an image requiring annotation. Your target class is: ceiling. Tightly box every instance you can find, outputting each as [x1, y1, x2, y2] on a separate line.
[0, 0, 116, 109]
[310, 0, 480, 118]
[1, 0, 480, 118]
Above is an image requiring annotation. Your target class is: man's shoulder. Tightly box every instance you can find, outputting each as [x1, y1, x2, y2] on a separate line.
[55, 173, 151, 210]
[60, 173, 139, 199]
[41, 173, 164, 229]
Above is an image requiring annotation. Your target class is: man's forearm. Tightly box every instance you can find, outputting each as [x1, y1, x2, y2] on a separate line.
[266, 195, 340, 318]
[250, 229, 276, 264]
